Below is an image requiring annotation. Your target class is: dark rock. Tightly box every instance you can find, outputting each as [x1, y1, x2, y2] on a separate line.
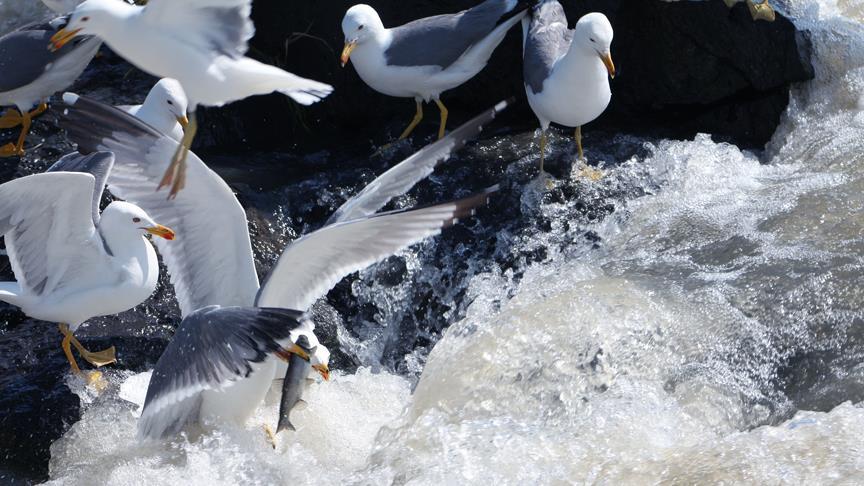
[197, 0, 813, 152]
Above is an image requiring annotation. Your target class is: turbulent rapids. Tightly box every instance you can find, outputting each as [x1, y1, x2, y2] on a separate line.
[0, 0, 862, 484]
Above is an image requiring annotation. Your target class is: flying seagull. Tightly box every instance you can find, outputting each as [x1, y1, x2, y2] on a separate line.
[51, 0, 333, 198]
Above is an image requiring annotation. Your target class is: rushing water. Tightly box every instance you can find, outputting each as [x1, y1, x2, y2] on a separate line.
[6, 0, 862, 483]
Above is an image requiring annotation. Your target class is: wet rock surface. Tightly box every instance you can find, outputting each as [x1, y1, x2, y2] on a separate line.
[0, 0, 814, 481]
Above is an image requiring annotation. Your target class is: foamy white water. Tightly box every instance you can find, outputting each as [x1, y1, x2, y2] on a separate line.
[45, 0, 864, 483]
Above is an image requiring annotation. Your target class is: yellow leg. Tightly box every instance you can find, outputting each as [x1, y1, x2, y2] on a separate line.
[575, 126, 584, 162]
[397, 100, 423, 140]
[158, 111, 197, 199]
[60, 325, 82, 375]
[0, 104, 50, 157]
[539, 129, 547, 173]
[59, 323, 117, 367]
[746, 0, 775, 21]
[434, 99, 448, 140]
[0, 109, 23, 129]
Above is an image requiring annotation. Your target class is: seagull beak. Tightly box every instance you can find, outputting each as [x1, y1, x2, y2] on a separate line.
[177, 115, 189, 129]
[341, 41, 358, 67]
[276, 342, 311, 361]
[49, 28, 82, 51]
[313, 364, 330, 381]
[145, 224, 175, 240]
[599, 52, 615, 79]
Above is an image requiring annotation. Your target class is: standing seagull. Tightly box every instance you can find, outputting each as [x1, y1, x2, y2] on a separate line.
[0, 16, 100, 156]
[50, 0, 333, 199]
[340, 1, 526, 143]
[59, 94, 499, 438]
[522, 2, 614, 174]
[0, 152, 175, 381]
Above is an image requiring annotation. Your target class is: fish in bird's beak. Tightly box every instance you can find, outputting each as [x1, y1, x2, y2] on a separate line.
[177, 115, 189, 129]
[313, 364, 330, 381]
[145, 224, 175, 240]
[341, 41, 358, 67]
[49, 28, 81, 51]
[600, 52, 615, 79]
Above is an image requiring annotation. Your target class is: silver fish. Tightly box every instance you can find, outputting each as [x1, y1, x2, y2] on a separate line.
[277, 334, 314, 433]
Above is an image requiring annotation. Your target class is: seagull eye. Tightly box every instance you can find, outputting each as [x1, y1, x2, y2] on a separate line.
[358, 25, 364, 30]
[590, 38, 596, 43]
[132, 217, 141, 223]
[167, 100, 174, 105]
[81, 16, 90, 22]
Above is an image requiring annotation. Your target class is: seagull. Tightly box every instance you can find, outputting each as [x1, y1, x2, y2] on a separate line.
[0, 151, 175, 381]
[59, 94, 499, 439]
[522, 2, 614, 175]
[50, 0, 334, 199]
[0, 15, 100, 157]
[340, 1, 526, 143]
[118, 78, 188, 142]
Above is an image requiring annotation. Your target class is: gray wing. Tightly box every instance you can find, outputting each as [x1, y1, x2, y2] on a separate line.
[0, 17, 95, 93]
[46, 151, 114, 226]
[256, 186, 499, 312]
[386, 0, 521, 68]
[523, 0, 572, 95]
[327, 99, 510, 225]
[142, 0, 254, 59]
[138, 305, 309, 440]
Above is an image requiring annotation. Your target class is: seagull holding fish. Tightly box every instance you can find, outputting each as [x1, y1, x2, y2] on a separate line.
[51, 0, 333, 198]
[0, 15, 99, 156]
[341, 1, 525, 143]
[522, 1, 614, 175]
[60, 94, 501, 439]
[0, 152, 175, 382]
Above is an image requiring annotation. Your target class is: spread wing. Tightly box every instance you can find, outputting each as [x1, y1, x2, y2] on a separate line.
[0, 171, 108, 297]
[138, 305, 308, 440]
[386, 0, 522, 68]
[327, 99, 510, 225]
[523, 0, 572, 95]
[256, 186, 498, 311]
[59, 93, 260, 316]
[141, 0, 254, 59]
[46, 151, 114, 226]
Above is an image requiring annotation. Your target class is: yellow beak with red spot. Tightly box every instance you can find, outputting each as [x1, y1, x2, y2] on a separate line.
[600, 52, 615, 79]
[145, 224, 175, 240]
[341, 41, 358, 67]
[49, 28, 82, 51]
[313, 363, 330, 381]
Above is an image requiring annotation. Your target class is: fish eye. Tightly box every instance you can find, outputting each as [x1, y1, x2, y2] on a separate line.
[132, 217, 141, 223]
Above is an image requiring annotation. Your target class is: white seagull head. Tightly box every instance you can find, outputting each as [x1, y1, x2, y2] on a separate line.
[101, 201, 175, 241]
[143, 78, 190, 132]
[50, 0, 132, 50]
[310, 344, 331, 381]
[573, 12, 615, 78]
[340, 4, 385, 66]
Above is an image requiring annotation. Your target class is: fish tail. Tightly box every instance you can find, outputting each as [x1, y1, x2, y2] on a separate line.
[276, 419, 296, 433]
